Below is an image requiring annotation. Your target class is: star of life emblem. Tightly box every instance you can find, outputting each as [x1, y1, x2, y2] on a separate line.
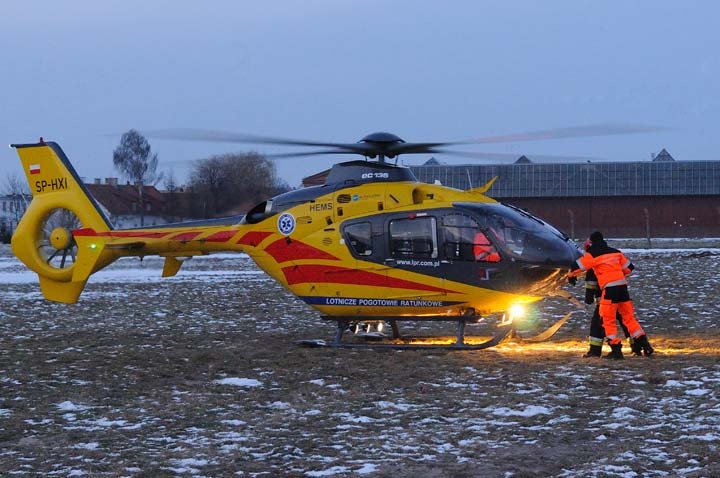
[277, 213, 296, 236]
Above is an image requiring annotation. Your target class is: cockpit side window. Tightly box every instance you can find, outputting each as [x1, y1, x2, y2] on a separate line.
[389, 216, 438, 259]
[443, 213, 500, 262]
[485, 210, 533, 256]
[344, 222, 373, 256]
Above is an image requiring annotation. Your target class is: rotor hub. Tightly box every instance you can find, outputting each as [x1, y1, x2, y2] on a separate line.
[50, 227, 73, 250]
[359, 132, 405, 145]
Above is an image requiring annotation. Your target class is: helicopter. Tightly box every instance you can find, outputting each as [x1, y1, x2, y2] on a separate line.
[9, 125, 657, 350]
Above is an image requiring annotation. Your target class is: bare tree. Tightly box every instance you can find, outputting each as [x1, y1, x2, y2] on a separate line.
[163, 169, 178, 193]
[190, 157, 227, 217]
[189, 152, 287, 217]
[162, 169, 180, 221]
[112, 129, 162, 226]
[1, 174, 31, 242]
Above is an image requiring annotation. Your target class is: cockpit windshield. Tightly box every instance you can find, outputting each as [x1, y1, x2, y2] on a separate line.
[502, 203, 568, 241]
[456, 202, 573, 264]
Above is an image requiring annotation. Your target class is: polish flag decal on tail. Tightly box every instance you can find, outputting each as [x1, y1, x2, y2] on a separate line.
[29, 164, 41, 175]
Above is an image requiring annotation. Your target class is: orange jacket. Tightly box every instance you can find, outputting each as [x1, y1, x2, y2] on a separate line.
[570, 249, 633, 289]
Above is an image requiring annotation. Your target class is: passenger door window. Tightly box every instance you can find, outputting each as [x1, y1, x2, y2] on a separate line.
[344, 222, 373, 256]
[443, 213, 500, 263]
[389, 216, 438, 259]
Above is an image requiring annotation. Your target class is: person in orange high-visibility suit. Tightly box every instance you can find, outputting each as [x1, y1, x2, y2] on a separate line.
[568, 231, 653, 359]
[576, 239, 632, 358]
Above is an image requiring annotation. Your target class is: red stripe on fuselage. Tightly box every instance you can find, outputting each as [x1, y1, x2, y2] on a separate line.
[204, 230, 237, 242]
[237, 231, 273, 247]
[265, 239, 338, 263]
[72, 228, 97, 236]
[170, 231, 202, 241]
[72, 228, 170, 239]
[281, 265, 453, 294]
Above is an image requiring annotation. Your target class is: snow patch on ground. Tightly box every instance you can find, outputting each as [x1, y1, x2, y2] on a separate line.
[221, 419, 247, 426]
[306, 466, 349, 477]
[214, 378, 263, 387]
[73, 442, 100, 450]
[375, 400, 416, 411]
[56, 401, 88, 412]
[356, 463, 378, 474]
[484, 405, 552, 417]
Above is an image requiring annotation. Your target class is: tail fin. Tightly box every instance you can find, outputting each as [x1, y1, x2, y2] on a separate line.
[11, 141, 114, 303]
[466, 176, 498, 196]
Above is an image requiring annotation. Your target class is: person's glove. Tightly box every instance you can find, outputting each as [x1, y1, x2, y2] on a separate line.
[568, 276, 577, 286]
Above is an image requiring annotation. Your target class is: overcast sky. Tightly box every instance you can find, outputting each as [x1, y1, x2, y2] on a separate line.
[1, 1, 719, 188]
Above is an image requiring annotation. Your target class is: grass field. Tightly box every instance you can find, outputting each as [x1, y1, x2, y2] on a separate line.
[1, 245, 719, 477]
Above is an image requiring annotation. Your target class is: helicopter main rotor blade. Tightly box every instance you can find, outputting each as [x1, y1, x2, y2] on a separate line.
[427, 149, 603, 163]
[457, 123, 665, 146]
[388, 123, 665, 154]
[145, 123, 664, 160]
[144, 128, 373, 154]
[160, 149, 365, 167]
[265, 150, 364, 159]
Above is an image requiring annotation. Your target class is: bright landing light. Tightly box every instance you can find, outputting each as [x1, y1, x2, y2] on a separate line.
[509, 304, 526, 319]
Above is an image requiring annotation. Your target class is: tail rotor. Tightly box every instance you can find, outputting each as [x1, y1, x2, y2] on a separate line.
[37, 208, 81, 269]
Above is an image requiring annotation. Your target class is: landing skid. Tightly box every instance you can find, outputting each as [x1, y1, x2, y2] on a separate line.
[509, 312, 573, 343]
[298, 313, 571, 351]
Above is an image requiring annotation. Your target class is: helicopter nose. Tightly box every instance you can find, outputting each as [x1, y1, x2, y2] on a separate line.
[509, 238, 582, 296]
[544, 238, 582, 268]
[512, 232, 582, 268]
[559, 239, 583, 265]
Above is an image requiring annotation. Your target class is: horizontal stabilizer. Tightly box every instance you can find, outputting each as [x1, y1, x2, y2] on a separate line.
[162, 257, 184, 277]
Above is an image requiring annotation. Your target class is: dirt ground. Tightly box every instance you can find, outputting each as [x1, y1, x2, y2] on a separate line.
[0, 245, 719, 477]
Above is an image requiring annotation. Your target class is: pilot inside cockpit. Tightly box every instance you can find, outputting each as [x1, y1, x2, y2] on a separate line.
[472, 231, 501, 262]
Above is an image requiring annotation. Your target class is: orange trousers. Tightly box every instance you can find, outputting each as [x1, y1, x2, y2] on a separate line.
[599, 297, 644, 345]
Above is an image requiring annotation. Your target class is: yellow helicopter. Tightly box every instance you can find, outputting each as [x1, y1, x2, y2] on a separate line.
[9, 126, 655, 349]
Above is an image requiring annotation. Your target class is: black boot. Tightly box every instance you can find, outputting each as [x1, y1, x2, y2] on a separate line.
[634, 334, 654, 357]
[603, 343, 624, 360]
[582, 345, 602, 358]
[630, 338, 643, 357]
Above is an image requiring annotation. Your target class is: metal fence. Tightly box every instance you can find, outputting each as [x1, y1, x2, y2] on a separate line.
[410, 160, 720, 198]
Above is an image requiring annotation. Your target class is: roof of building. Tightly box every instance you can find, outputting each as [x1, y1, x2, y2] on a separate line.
[302, 169, 331, 187]
[86, 183, 166, 215]
[652, 148, 675, 162]
[410, 149, 720, 197]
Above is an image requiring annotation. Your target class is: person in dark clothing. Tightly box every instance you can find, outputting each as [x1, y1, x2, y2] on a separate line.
[569, 231, 654, 360]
